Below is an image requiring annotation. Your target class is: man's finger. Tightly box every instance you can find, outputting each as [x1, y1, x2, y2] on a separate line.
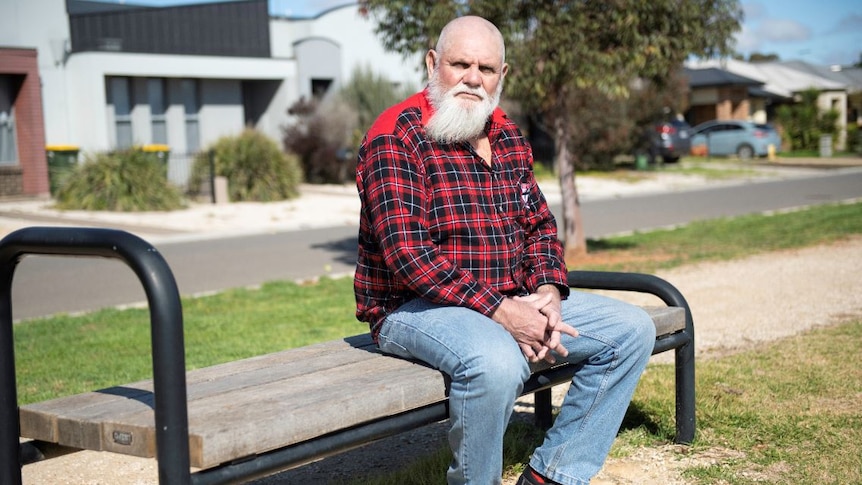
[514, 292, 553, 308]
[520, 343, 538, 362]
[556, 322, 579, 338]
[545, 329, 561, 350]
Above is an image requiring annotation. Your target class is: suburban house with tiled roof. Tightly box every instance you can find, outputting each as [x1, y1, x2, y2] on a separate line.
[686, 58, 862, 150]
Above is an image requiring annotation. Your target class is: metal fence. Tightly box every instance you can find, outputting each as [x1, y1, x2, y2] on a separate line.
[164, 150, 218, 203]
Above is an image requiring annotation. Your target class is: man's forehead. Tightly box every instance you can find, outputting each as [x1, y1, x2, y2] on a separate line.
[440, 37, 502, 65]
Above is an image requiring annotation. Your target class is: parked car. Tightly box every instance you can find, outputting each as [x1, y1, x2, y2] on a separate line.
[690, 120, 782, 160]
[651, 119, 692, 163]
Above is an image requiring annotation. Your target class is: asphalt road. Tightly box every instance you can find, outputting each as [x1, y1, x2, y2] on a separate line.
[10, 167, 862, 321]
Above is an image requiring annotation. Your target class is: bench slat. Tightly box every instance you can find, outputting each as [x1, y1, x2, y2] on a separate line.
[20, 306, 685, 469]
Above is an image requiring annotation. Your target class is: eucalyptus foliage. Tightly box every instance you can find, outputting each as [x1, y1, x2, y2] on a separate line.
[360, 0, 743, 259]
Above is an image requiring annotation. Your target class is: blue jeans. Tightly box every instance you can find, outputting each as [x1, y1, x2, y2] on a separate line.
[376, 291, 655, 485]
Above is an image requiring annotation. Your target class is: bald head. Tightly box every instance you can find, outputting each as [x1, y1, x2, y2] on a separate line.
[435, 16, 506, 64]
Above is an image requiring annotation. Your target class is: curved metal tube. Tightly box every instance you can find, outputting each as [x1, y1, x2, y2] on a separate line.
[0, 227, 190, 485]
[567, 270, 696, 443]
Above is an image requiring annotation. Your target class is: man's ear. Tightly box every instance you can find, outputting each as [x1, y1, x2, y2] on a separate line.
[425, 50, 437, 80]
[501, 62, 509, 78]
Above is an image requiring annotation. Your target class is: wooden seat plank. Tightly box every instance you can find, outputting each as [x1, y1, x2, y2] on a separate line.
[19, 338, 384, 449]
[96, 355, 444, 467]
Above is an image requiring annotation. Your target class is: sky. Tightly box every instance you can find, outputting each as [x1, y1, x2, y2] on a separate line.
[94, 0, 862, 66]
[735, 0, 862, 66]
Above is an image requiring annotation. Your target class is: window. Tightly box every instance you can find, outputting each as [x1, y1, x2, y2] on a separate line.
[148, 78, 167, 145]
[109, 77, 133, 149]
[0, 75, 17, 165]
[311, 78, 333, 100]
[181, 79, 199, 153]
[0, 108, 15, 165]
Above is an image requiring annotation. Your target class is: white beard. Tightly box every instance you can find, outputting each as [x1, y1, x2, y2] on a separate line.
[425, 73, 502, 144]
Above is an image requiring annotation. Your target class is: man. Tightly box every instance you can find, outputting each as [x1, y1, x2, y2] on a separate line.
[354, 15, 655, 485]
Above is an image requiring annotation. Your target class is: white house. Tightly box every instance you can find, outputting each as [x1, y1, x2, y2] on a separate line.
[0, 0, 424, 197]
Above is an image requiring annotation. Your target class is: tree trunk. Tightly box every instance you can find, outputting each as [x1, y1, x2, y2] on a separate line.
[554, 120, 587, 263]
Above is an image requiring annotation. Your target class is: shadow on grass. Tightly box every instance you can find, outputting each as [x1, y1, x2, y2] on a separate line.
[587, 238, 639, 252]
[619, 402, 667, 439]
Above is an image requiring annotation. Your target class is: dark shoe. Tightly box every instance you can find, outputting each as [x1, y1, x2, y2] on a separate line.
[516, 466, 559, 485]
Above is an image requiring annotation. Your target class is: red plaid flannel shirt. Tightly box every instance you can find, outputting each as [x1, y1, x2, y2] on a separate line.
[354, 90, 568, 340]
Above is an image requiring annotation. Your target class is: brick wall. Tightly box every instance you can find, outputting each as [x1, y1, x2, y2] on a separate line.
[0, 48, 49, 198]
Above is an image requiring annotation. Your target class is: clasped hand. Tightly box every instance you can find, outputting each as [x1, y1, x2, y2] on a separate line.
[491, 289, 579, 364]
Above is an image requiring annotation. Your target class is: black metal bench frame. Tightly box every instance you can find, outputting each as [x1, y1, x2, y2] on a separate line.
[0, 227, 694, 485]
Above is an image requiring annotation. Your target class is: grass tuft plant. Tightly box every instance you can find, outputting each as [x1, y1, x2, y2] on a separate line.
[189, 129, 304, 202]
[54, 149, 185, 211]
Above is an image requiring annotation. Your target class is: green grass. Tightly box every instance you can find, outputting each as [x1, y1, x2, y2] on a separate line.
[15, 277, 364, 403]
[623, 320, 862, 484]
[582, 200, 862, 273]
[12, 199, 862, 483]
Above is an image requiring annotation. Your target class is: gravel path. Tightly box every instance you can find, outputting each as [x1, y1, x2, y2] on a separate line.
[21, 235, 862, 484]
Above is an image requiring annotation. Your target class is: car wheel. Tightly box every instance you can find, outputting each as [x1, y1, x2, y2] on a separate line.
[662, 155, 680, 163]
[736, 144, 754, 160]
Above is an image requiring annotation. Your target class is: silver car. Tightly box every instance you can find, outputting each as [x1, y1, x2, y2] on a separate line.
[690, 120, 782, 159]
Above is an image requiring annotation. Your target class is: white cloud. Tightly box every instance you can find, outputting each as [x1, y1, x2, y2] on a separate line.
[833, 13, 862, 34]
[757, 18, 811, 42]
[742, 1, 768, 22]
[733, 24, 761, 52]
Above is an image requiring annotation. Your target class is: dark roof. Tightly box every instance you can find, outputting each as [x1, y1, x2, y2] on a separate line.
[67, 0, 153, 15]
[684, 67, 764, 88]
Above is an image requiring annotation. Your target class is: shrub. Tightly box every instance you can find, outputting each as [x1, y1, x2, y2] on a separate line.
[283, 65, 414, 184]
[54, 149, 185, 212]
[847, 123, 861, 155]
[776, 88, 840, 151]
[189, 130, 303, 202]
[283, 97, 355, 184]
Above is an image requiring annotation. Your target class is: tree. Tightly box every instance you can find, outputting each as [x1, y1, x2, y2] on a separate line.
[338, 64, 416, 149]
[776, 88, 839, 151]
[748, 52, 780, 63]
[360, 0, 742, 261]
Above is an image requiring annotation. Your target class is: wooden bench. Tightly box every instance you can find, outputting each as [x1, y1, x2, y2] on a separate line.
[0, 227, 694, 485]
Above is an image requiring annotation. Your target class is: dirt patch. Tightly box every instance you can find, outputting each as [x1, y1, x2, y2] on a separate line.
[571, 249, 678, 269]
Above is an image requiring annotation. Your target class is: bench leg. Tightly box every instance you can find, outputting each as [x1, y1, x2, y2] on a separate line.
[534, 388, 553, 429]
[675, 337, 696, 444]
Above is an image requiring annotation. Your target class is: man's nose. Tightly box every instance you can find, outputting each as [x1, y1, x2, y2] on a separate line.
[462, 65, 482, 87]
